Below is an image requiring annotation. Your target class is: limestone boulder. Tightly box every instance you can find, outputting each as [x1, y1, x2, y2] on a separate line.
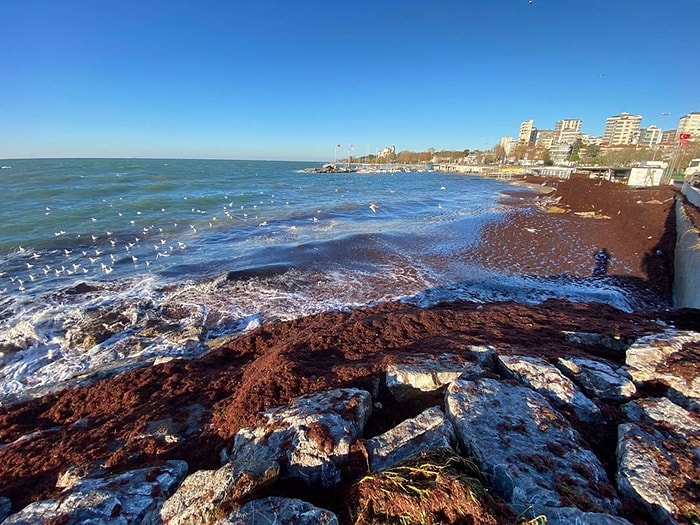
[445, 378, 619, 516]
[541, 507, 633, 524]
[497, 355, 602, 422]
[386, 350, 491, 402]
[562, 331, 633, 352]
[557, 357, 636, 401]
[228, 388, 372, 487]
[219, 497, 338, 525]
[625, 330, 700, 412]
[616, 423, 680, 525]
[0, 497, 11, 522]
[158, 461, 279, 525]
[623, 397, 700, 441]
[4, 460, 187, 525]
[365, 406, 457, 472]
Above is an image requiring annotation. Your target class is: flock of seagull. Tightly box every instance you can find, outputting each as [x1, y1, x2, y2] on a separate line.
[1, 192, 289, 294]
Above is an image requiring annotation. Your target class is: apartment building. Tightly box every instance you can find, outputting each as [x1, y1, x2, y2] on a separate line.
[554, 119, 582, 143]
[677, 112, 700, 140]
[518, 120, 536, 144]
[602, 113, 643, 145]
[638, 125, 662, 146]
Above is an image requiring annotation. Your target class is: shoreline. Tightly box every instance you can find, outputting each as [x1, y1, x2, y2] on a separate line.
[0, 176, 698, 524]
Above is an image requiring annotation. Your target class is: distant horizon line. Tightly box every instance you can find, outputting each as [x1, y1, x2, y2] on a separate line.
[0, 156, 328, 163]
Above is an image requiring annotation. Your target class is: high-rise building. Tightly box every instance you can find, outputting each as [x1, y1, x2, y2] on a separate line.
[602, 113, 643, 145]
[518, 120, 536, 144]
[677, 112, 700, 140]
[554, 119, 582, 143]
[639, 125, 663, 146]
[535, 130, 556, 149]
[661, 129, 677, 145]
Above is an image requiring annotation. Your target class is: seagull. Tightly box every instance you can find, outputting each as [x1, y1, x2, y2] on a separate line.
[369, 203, 378, 213]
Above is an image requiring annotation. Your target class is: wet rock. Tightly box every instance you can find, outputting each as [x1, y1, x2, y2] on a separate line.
[221, 496, 338, 525]
[228, 388, 372, 487]
[625, 330, 700, 412]
[541, 507, 633, 524]
[0, 497, 11, 522]
[446, 378, 618, 516]
[386, 351, 487, 402]
[497, 355, 602, 422]
[159, 461, 280, 525]
[623, 397, 700, 440]
[616, 423, 679, 525]
[4, 460, 187, 525]
[557, 357, 636, 401]
[365, 406, 457, 472]
[563, 331, 633, 352]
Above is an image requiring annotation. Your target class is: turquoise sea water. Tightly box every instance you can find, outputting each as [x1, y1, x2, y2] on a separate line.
[0, 158, 657, 402]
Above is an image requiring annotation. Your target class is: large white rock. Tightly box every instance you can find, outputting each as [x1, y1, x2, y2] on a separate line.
[386, 350, 492, 401]
[625, 330, 700, 412]
[557, 357, 636, 401]
[365, 406, 457, 472]
[4, 460, 187, 525]
[158, 461, 279, 525]
[229, 388, 372, 487]
[497, 355, 602, 422]
[218, 497, 338, 525]
[616, 423, 679, 525]
[624, 397, 700, 440]
[445, 378, 618, 516]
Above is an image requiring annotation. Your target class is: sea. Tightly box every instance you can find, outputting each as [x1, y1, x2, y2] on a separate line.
[0, 158, 655, 403]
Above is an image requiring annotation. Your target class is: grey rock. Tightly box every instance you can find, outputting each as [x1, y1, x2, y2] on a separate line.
[218, 496, 338, 525]
[624, 397, 700, 440]
[229, 388, 372, 487]
[445, 378, 618, 515]
[159, 461, 279, 525]
[4, 460, 188, 525]
[557, 357, 636, 401]
[563, 331, 633, 352]
[365, 406, 457, 472]
[0, 497, 11, 522]
[386, 352, 483, 402]
[497, 355, 602, 422]
[617, 423, 679, 525]
[625, 330, 700, 412]
[540, 506, 633, 524]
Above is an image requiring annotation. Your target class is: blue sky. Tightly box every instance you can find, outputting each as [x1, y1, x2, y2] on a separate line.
[1, 0, 698, 161]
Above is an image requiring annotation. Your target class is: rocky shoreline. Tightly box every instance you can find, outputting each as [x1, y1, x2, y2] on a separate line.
[0, 177, 699, 524]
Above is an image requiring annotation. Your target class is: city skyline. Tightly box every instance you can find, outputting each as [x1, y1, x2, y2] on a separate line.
[1, 0, 698, 161]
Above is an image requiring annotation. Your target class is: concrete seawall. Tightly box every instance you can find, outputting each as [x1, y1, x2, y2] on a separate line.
[674, 184, 700, 308]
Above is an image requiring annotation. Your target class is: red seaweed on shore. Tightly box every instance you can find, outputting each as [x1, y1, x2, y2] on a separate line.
[0, 176, 698, 524]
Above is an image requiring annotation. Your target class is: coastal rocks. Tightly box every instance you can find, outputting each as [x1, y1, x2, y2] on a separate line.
[385, 351, 490, 402]
[365, 406, 457, 472]
[0, 497, 11, 522]
[158, 461, 280, 525]
[617, 398, 699, 524]
[227, 388, 372, 487]
[3, 460, 187, 525]
[445, 378, 618, 516]
[223, 497, 339, 525]
[616, 423, 679, 524]
[625, 330, 700, 412]
[556, 357, 636, 401]
[497, 355, 603, 422]
[562, 331, 633, 352]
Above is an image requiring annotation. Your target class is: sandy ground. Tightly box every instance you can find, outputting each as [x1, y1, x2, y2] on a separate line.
[0, 176, 697, 524]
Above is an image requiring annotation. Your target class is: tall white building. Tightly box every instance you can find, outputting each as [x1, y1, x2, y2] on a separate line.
[518, 120, 536, 144]
[639, 125, 663, 146]
[677, 112, 700, 140]
[554, 119, 582, 143]
[602, 113, 643, 145]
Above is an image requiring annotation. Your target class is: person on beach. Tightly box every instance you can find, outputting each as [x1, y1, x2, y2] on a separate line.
[592, 248, 611, 277]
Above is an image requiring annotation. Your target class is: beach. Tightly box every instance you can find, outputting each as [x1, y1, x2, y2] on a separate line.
[0, 168, 698, 524]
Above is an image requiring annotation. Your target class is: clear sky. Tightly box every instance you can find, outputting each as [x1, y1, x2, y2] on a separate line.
[1, 0, 698, 161]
